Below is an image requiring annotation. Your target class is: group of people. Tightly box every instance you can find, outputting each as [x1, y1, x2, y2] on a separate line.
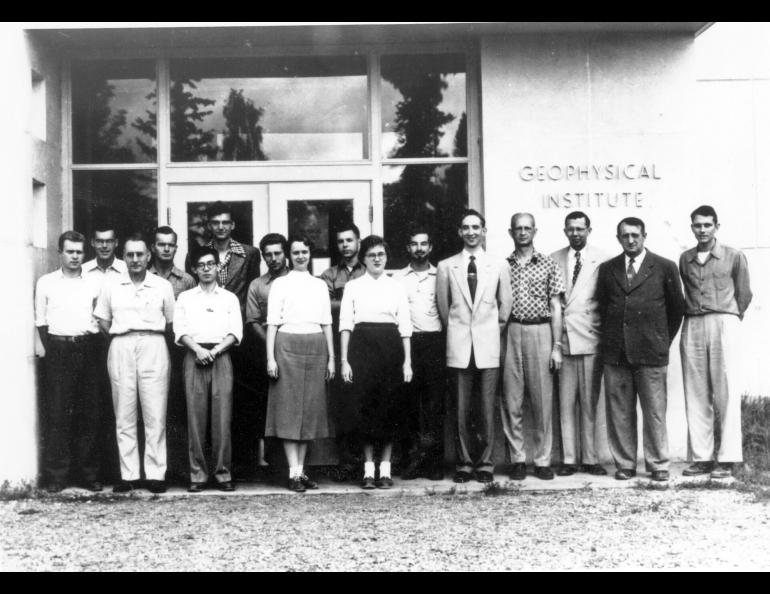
[34, 201, 752, 494]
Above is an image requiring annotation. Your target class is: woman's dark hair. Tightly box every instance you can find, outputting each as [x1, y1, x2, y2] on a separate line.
[358, 235, 390, 265]
[286, 235, 314, 271]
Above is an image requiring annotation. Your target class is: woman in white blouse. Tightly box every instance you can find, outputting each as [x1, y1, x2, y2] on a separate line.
[266, 236, 335, 493]
[340, 235, 413, 489]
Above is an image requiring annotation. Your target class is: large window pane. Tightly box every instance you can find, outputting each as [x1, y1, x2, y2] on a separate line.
[72, 60, 157, 164]
[383, 164, 468, 270]
[73, 171, 157, 258]
[381, 54, 467, 159]
[170, 56, 368, 162]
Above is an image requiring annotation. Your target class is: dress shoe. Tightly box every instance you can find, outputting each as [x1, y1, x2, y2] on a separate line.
[216, 481, 235, 492]
[82, 480, 103, 492]
[299, 475, 318, 490]
[360, 476, 376, 490]
[45, 482, 65, 494]
[376, 476, 394, 489]
[614, 469, 637, 481]
[710, 463, 733, 479]
[683, 462, 714, 477]
[187, 483, 206, 493]
[113, 480, 135, 494]
[428, 468, 444, 481]
[650, 470, 669, 482]
[556, 464, 577, 477]
[534, 466, 555, 481]
[475, 470, 494, 483]
[288, 477, 306, 493]
[146, 480, 167, 494]
[452, 470, 472, 484]
[509, 463, 527, 481]
[581, 464, 608, 476]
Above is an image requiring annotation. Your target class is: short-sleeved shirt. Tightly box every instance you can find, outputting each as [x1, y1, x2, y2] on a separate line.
[320, 261, 366, 303]
[339, 273, 413, 338]
[149, 265, 196, 300]
[35, 269, 100, 336]
[266, 271, 333, 334]
[391, 264, 442, 333]
[245, 268, 289, 327]
[506, 250, 566, 320]
[94, 273, 175, 335]
[83, 258, 127, 287]
[173, 285, 243, 346]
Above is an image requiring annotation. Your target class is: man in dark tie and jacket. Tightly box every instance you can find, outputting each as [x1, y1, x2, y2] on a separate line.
[596, 217, 685, 482]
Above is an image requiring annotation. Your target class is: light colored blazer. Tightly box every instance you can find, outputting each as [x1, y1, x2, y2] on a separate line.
[436, 252, 509, 369]
[551, 245, 610, 356]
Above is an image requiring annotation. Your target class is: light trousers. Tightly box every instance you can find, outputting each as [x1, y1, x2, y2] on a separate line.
[559, 353, 603, 465]
[680, 314, 743, 463]
[107, 333, 170, 481]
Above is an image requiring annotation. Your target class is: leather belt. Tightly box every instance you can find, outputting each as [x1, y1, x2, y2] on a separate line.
[48, 334, 97, 343]
[510, 316, 550, 325]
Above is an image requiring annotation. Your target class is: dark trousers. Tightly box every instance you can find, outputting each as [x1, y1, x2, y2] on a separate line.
[400, 332, 446, 471]
[231, 335, 260, 477]
[165, 343, 188, 482]
[43, 338, 101, 485]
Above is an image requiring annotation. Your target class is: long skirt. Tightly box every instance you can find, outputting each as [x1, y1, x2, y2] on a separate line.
[347, 323, 404, 443]
[266, 332, 332, 441]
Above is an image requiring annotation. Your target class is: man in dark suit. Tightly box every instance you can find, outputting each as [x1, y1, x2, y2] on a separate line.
[596, 217, 685, 482]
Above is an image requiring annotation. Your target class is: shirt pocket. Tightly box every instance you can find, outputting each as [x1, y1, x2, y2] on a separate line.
[140, 291, 164, 323]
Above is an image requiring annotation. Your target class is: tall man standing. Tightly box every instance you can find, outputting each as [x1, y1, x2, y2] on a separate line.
[393, 227, 446, 480]
[95, 233, 176, 494]
[679, 205, 752, 479]
[551, 211, 610, 476]
[596, 217, 685, 482]
[436, 209, 507, 484]
[500, 213, 566, 481]
[35, 231, 102, 492]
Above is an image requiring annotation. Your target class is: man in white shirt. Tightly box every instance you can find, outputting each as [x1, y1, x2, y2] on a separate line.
[175, 247, 243, 492]
[83, 224, 127, 279]
[393, 228, 446, 480]
[35, 231, 102, 493]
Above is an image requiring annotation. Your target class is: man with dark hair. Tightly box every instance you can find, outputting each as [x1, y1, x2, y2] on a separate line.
[551, 211, 610, 477]
[596, 218, 685, 482]
[84, 221, 127, 278]
[393, 227, 446, 480]
[679, 205, 752, 479]
[500, 213, 566, 481]
[175, 247, 242, 492]
[246, 233, 290, 471]
[35, 231, 102, 492]
[95, 233, 176, 494]
[150, 226, 196, 299]
[437, 209, 507, 484]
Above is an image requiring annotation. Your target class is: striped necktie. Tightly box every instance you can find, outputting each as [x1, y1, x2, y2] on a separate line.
[626, 257, 636, 286]
[572, 251, 582, 287]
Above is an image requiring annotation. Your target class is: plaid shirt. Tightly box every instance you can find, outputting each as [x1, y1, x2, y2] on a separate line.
[206, 239, 247, 287]
[506, 250, 566, 320]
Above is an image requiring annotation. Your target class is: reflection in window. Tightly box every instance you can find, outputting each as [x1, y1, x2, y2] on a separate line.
[186, 201, 254, 253]
[287, 200, 354, 261]
[73, 171, 157, 258]
[383, 164, 468, 269]
[381, 54, 467, 159]
[170, 57, 368, 162]
[72, 60, 157, 164]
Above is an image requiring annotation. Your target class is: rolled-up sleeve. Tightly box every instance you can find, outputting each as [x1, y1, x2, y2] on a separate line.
[227, 292, 244, 344]
[162, 282, 175, 324]
[245, 280, 262, 325]
[734, 252, 753, 316]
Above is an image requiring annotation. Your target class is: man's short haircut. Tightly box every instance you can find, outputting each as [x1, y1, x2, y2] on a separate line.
[459, 209, 486, 229]
[153, 226, 178, 244]
[358, 235, 390, 264]
[206, 201, 233, 221]
[124, 232, 149, 250]
[92, 218, 117, 236]
[336, 222, 361, 240]
[58, 230, 86, 252]
[191, 245, 220, 266]
[565, 211, 591, 228]
[510, 212, 536, 229]
[690, 205, 719, 225]
[617, 217, 646, 236]
[407, 225, 432, 244]
[259, 233, 289, 255]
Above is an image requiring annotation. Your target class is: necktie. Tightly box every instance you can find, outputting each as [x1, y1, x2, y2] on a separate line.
[572, 251, 582, 287]
[467, 255, 477, 303]
[626, 257, 636, 286]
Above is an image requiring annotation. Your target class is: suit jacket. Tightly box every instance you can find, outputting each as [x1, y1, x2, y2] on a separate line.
[596, 250, 685, 366]
[551, 245, 610, 356]
[436, 252, 508, 369]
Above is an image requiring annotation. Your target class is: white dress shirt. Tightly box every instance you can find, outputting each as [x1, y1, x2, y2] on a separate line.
[339, 273, 413, 338]
[392, 264, 442, 333]
[95, 273, 175, 335]
[35, 269, 100, 336]
[174, 285, 243, 346]
[267, 270, 333, 334]
[624, 249, 647, 275]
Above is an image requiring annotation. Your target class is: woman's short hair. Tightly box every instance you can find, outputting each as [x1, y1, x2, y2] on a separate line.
[358, 235, 390, 264]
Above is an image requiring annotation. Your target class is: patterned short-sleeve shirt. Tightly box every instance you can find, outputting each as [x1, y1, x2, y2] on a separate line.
[507, 250, 566, 320]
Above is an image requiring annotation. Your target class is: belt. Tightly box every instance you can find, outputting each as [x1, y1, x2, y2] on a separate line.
[48, 334, 97, 343]
[115, 330, 165, 337]
[510, 316, 550, 325]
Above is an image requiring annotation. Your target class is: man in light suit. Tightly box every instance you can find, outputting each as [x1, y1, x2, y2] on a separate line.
[596, 217, 685, 482]
[551, 211, 610, 477]
[436, 209, 508, 484]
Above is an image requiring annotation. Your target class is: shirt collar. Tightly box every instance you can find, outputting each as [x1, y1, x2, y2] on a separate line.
[57, 268, 84, 279]
[507, 250, 543, 264]
[688, 241, 723, 262]
[338, 260, 363, 272]
[625, 249, 647, 265]
[405, 263, 437, 276]
[193, 283, 222, 295]
[118, 273, 157, 288]
[84, 258, 125, 273]
[149, 265, 184, 279]
[206, 239, 246, 258]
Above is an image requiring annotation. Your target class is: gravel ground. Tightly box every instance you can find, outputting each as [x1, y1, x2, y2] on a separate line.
[1, 488, 769, 571]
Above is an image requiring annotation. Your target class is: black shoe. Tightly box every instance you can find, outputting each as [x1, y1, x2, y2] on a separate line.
[45, 482, 66, 494]
[375, 476, 394, 489]
[187, 483, 206, 493]
[650, 470, 670, 482]
[614, 469, 637, 481]
[475, 470, 494, 483]
[146, 480, 167, 494]
[82, 480, 103, 492]
[288, 477, 306, 493]
[534, 466, 555, 481]
[581, 464, 608, 476]
[361, 476, 376, 490]
[216, 481, 235, 492]
[683, 462, 714, 477]
[509, 463, 527, 481]
[113, 480, 135, 494]
[299, 475, 318, 490]
[556, 464, 577, 477]
[452, 470, 472, 484]
[428, 468, 445, 481]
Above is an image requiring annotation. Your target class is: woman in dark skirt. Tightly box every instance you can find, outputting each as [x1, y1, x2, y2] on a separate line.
[340, 235, 413, 489]
[265, 236, 335, 492]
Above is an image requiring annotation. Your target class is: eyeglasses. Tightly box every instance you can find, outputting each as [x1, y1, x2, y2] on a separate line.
[93, 239, 116, 246]
[365, 251, 387, 260]
[196, 261, 218, 270]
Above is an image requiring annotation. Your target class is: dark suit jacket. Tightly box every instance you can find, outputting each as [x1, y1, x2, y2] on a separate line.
[596, 251, 685, 366]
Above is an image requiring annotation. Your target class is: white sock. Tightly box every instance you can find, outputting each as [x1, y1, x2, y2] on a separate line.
[380, 461, 391, 478]
[298, 465, 304, 477]
[364, 462, 376, 478]
[289, 465, 298, 479]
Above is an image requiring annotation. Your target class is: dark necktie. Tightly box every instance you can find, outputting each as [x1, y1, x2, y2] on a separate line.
[467, 255, 477, 303]
[626, 257, 636, 286]
[572, 251, 582, 287]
